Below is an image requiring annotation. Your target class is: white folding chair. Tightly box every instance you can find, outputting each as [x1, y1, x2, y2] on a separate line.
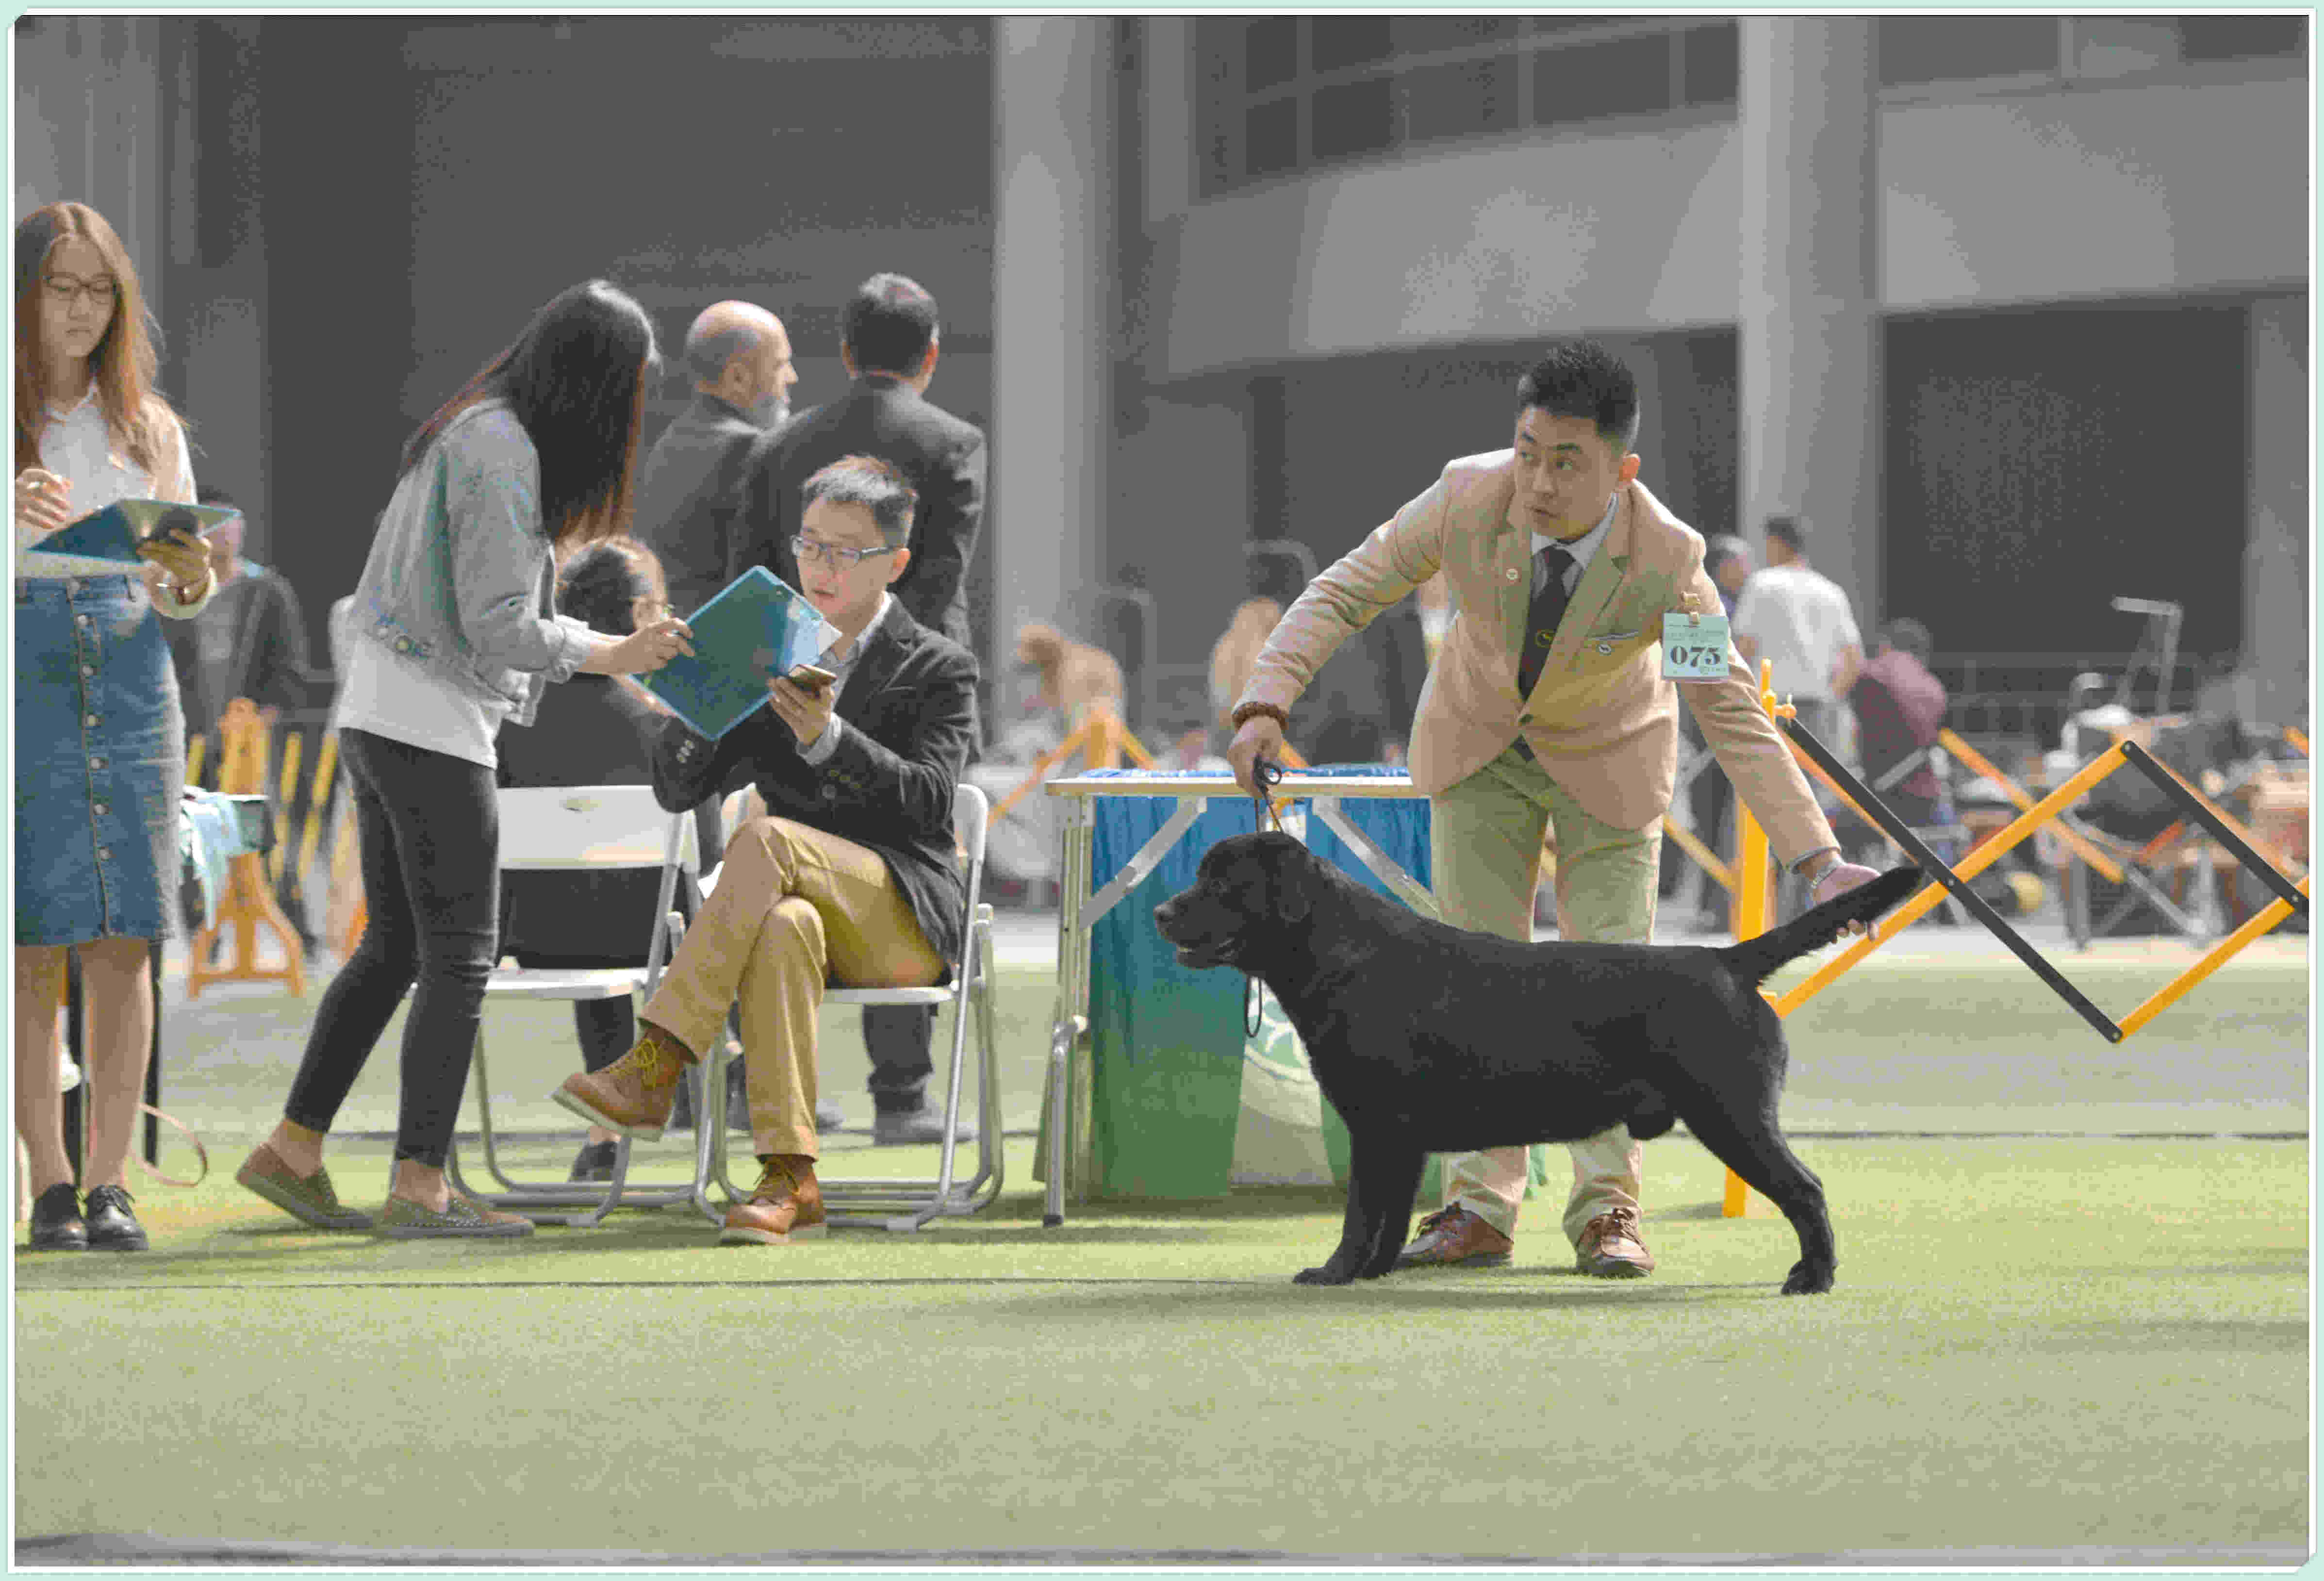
[445, 783, 703, 1228]
[685, 781, 1003, 1232]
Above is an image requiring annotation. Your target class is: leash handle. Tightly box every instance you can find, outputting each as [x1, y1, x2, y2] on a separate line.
[130, 1103, 209, 1189]
[1244, 755, 1289, 1035]
[1251, 754, 1287, 834]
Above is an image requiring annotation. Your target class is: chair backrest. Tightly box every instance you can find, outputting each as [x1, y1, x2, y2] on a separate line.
[495, 784, 697, 875]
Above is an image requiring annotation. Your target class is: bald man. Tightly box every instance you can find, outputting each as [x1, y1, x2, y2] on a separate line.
[632, 301, 798, 613]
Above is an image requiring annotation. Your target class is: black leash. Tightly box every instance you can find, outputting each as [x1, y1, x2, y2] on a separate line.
[1244, 755, 1287, 1037]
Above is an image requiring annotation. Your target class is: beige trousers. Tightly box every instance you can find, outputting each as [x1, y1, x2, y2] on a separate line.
[1429, 741, 1661, 1246]
[641, 816, 944, 1159]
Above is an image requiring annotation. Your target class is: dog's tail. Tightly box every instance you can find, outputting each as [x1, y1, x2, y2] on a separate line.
[1714, 865, 1924, 987]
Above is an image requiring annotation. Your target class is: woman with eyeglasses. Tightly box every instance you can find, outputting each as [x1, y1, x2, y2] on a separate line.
[493, 535, 723, 1184]
[234, 280, 694, 1239]
[14, 202, 221, 1253]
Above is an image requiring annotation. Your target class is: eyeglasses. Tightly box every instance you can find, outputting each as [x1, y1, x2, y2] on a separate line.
[43, 274, 116, 307]
[791, 534, 897, 570]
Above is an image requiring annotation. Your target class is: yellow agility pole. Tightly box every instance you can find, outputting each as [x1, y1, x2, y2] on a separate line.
[1939, 728, 2125, 885]
[1662, 815, 1733, 894]
[2286, 726, 2308, 756]
[1771, 741, 2132, 1018]
[295, 731, 338, 892]
[1724, 662, 1779, 1218]
[268, 726, 304, 883]
[2115, 875, 2310, 1039]
[186, 732, 208, 789]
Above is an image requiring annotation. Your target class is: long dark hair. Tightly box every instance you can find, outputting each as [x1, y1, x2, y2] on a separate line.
[14, 201, 180, 476]
[400, 280, 659, 553]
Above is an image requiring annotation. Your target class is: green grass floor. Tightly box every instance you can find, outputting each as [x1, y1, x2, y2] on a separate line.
[14, 1134, 2308, 1561]
[12, 944, 2310, 1561]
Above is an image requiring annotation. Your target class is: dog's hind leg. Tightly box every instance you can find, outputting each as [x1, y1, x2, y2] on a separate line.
[1296, 1131, 1426, 1286]
[1671, 1099, 1836, 1295]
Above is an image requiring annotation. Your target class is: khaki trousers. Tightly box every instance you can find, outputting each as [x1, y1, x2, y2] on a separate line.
[1429, 741, 1661, 1247]
[641, 817, 944, 1160]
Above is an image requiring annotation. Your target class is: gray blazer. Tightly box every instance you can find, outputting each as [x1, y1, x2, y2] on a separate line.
[631, 391, 769, 613]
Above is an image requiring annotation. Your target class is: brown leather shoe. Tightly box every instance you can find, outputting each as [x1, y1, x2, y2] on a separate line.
[1575, 1207, 1656, 1278]
[551, 1025, 692, 1140]
[1393, 1204, 1513, 1269]
[719, 1155, 826, 1246]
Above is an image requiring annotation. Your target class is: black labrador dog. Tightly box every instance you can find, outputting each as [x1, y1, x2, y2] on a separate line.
[1153, 832, 1920, 1294]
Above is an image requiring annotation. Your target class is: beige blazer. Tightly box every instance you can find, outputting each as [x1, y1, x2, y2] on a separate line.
[1239, 451, 1837, 864]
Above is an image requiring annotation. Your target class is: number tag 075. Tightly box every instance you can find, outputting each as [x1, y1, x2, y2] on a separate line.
[1660, 611, 1732, 681]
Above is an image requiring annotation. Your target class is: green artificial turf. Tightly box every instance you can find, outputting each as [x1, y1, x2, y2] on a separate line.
[14, 942, 2308, 1560]
[13, 1135, 2308, 1561]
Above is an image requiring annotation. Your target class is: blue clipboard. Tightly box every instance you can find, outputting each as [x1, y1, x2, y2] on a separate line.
[640, 566, 840, 740]
[38, 499, 239, 565]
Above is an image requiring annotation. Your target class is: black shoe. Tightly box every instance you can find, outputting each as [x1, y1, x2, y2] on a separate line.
[26, 1184, 86, 1252]
[567, 1139, 619, 1183]
[82, 1185, 148, 1252]
[872, 1103, 976, 1147]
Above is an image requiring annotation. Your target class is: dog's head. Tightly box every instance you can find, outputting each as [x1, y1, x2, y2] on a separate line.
[1152, 831, 1317, 972]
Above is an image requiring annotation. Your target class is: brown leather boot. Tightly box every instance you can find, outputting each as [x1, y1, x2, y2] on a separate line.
[552, 1023, 693, 1140]
[1393, 1204, 1514, 1269]
[1575, 1207, 1656, 1278]
[719, 1154, 826, 1246]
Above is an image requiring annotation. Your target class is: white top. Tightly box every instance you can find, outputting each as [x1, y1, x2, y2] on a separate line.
[1529, 490, 1619, 597]
[16, 388, 210, 614]
[334, 629, 509, 770]
[1731, 561, 1862, 703]
[793, 591, 890, 765]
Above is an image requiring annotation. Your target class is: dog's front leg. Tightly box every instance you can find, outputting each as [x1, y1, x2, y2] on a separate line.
[1296, 1132, 1424, 1285]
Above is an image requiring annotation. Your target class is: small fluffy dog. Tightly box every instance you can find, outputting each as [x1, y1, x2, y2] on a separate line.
[1015, 623, 1125, 727]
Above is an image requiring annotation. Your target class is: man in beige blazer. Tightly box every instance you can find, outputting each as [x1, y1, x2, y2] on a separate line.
[1227, 340, 1879, 1279]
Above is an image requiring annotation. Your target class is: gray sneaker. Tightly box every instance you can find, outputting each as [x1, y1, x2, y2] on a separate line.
[375, 1190, 534, 1239]
[236, 1144, 373, 1231]
[871, 1104, 976, 1147]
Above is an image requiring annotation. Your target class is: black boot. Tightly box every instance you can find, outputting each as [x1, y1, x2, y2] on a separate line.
[27, 1184, 86, 1252]
[82, 1184, 148, 1251]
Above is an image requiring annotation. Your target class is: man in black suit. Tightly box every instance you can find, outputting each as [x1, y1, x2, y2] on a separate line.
[736, 273, 987, 1145]
[634, 301, 796, 614]
[554, 457, 978, 1246]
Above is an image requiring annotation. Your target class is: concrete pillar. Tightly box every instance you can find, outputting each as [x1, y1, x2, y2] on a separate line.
[2243, 293, 2307, 725]
[1737, 18, 1880, 624]
[991, 17, 1112, 670]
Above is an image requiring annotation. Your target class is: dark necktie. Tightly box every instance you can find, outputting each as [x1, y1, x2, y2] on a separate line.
[1515, 544, 1574, 699]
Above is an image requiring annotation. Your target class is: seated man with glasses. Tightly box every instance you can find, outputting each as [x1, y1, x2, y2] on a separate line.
[552, 455, 978, 1245]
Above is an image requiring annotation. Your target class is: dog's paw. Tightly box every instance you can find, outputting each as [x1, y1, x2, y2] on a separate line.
[1293, 1264, 1357, 1286]
[1780, 1261, 1835, 1295]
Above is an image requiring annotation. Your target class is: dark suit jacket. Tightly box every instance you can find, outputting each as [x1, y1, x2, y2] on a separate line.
[649, 598, 976, 979]
[495, 676, 717, 965]
[737, 373, 986, 653]
[633, 392, 769, 613]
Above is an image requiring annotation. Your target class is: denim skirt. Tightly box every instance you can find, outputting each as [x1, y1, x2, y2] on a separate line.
[14, 575, 185, 945]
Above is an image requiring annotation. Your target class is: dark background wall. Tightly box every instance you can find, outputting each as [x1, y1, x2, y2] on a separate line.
[1882, 298, 2247, 659]
[177, 16, 997, 668]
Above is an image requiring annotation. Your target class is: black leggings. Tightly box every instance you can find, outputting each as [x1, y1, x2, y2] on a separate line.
[283, 728, 498, 1168]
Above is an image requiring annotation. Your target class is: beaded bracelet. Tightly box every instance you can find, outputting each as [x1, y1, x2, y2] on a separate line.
[1229, 700, 1290, 732]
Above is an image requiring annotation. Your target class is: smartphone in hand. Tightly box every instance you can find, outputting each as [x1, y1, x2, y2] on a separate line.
[785, 663, 838, 693]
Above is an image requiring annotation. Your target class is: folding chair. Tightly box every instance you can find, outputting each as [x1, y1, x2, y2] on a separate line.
[685, 781, 1003, 1232]
[445, 783, 704, 1228]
